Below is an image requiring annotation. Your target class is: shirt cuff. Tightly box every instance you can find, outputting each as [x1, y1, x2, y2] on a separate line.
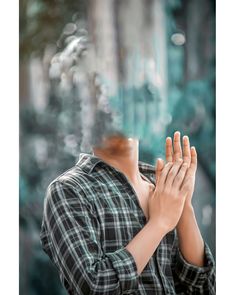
[174, 241, 215, 288]
[105, 246, 139, 294]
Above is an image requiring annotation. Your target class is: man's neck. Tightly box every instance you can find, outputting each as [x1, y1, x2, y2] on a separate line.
[92, 136, 143, 185]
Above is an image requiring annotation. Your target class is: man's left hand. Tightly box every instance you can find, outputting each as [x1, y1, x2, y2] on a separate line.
[156, 131, 197, 209]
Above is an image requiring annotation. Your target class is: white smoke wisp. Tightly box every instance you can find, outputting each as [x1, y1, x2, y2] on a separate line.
[48, 21, 117, 153]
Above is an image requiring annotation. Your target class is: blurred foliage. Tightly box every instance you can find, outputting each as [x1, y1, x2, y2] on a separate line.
[20, 0, 215, 294]
[20, 0, 87, 60]
[165, 0, 215, 185]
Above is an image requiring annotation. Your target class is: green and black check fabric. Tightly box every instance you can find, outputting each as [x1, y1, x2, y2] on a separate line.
[40, 153, 216, 295]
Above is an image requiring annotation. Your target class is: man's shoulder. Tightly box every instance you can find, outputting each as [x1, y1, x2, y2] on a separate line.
[44, 165, 98, 210]
[47, 164, 93, 193]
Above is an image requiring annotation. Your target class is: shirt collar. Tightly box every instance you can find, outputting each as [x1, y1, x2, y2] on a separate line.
[76, 152, 103, 174]
[76, 152, 156, 175]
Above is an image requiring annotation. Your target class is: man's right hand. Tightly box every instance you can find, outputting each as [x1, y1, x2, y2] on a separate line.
[148, 159, 189, 234]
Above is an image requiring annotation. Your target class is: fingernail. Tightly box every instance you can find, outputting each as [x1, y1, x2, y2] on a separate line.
[175, 131, 180, 136]
[156, 158, 162, 165]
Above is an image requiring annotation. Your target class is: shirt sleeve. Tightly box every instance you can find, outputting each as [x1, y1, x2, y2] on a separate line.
[40, 180, 139, 295]
[171, 229, 216, 294]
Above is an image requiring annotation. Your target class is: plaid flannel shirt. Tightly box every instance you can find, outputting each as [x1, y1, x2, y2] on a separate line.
[40, 152, 216, 295]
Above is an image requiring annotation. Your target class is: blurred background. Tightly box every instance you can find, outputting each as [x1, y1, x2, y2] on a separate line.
[19, 0, 215, 294]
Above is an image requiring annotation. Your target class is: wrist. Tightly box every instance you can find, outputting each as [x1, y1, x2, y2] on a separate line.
[147, 218, 169, 237]
[177, 204, 195, 229]
[183, 203, 195, 215]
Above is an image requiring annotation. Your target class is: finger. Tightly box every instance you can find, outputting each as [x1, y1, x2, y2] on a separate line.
[155, 158, 164, 183]
[157, 162, 173, 191]
[189, 146, 197, 173]
[182, 135, 191, 167]
[179, 147, 197, 190]
[164, 158, 183, 188]
[172, 162, 188, 190]
[180, 178, 192, 196]
[173, 131, 183, 161]
[165, 137, 173, 163]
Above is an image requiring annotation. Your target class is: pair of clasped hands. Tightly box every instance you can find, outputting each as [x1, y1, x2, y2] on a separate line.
[148, 131, 197, 232]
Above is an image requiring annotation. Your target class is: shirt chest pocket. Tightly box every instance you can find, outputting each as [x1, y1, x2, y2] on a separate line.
[97, 207, 143, 252]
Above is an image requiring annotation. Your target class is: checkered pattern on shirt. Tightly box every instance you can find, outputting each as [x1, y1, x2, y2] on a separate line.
[40, 152, 216, 295]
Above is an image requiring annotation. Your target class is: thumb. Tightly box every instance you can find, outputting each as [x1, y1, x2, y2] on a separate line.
[155, 158, 164, 184]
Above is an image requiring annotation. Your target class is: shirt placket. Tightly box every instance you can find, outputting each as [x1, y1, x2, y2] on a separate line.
[107, 165, 148, 226]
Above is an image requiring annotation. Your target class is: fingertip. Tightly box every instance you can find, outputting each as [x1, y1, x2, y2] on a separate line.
[191, 147, 197, 163]
[183, 135, 189, 142]
[156, 158, 164, 167]
[174, 130, 181, 137]
[191, 146, 197, 153]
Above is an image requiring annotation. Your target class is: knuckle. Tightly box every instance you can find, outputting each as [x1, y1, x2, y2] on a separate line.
[163, 163, 172, 172]
[177, 158, 183, 164]
[174, 160, 182, 168]
[182, 183, 191, 191]
[182, 162, 188, 168]
[167, 162, 173, 169]
[175, 174, 182, 181]
[169, 170, 174, 177]
[186, 183, 192, 189]
[163, 187, 170, 195]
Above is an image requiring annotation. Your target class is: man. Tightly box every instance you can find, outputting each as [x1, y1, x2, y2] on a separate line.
[40, 130, 215, 294]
